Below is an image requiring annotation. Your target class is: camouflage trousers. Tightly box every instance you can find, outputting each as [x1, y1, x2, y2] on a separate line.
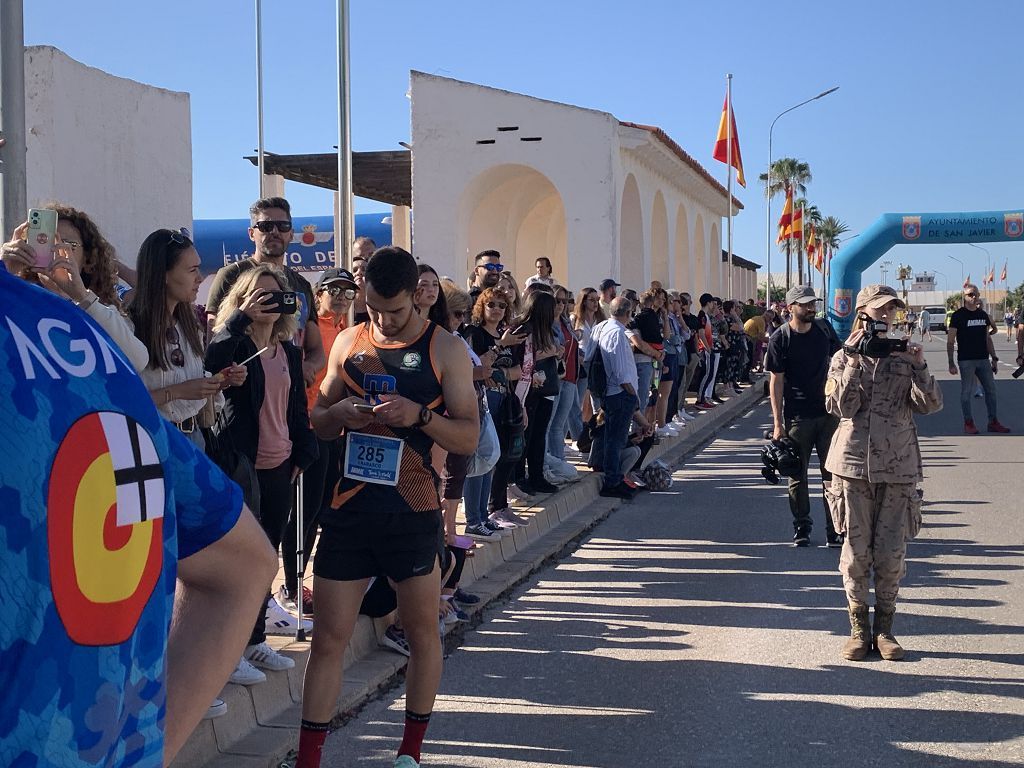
[826, 475, 918, 610]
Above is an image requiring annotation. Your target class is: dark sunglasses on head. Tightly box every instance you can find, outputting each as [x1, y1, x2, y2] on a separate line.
[480, 262, 504, 272]
[325, 286, 356, 299]
[253, 220, 293, 233]
[168, 227, 192, 245]
[165, 326, 184, 368]
[485, 301, 507, 310]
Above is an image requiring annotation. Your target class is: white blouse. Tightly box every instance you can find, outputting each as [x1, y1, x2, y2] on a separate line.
[138, 321, 223, 424]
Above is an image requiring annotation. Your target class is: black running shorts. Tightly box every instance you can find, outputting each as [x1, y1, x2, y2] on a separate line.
[313, 507, 444, 583]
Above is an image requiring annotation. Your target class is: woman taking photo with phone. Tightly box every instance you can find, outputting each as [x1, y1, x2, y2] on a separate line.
[1, 204, 148, 370]
[129, 227, 246, 449]
[206, 265, 319, 685]
[824, 284, 942, 662]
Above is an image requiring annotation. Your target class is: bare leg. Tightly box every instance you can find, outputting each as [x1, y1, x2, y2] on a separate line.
[301, 576, 371, 722]
[393, 563, 443, 714]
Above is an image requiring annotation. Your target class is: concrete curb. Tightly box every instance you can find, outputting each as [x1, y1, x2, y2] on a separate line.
[174, 384, 765, 768]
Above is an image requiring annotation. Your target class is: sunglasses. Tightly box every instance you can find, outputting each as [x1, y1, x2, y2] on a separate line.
[168, 227, 192, 245]
[165, 326, 185, 368]
[253, 220, 293, 233]
[485, 301, 507, 310]
[452, 310, 466, 320]
[964, 292, 979, 298]
[480, 263, 504, 272]
[325, 286, 356, 299]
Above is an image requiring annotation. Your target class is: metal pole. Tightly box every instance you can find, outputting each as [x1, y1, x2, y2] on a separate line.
[765, 87, 839, 307]
[336, 0, 354, 268]
[255, 0, 265, 197]
[294, 473, 306, 642]
[0, 0, 27, 240]
[726, 73, 733, 298]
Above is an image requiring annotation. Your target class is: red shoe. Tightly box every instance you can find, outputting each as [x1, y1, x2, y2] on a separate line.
[988, 419, 1011, 433]
[964, 419, 979, 435]
[696, 401, 717, 410]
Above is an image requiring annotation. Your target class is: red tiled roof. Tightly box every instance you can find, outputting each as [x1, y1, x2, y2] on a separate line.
[619, 121, 744, 211]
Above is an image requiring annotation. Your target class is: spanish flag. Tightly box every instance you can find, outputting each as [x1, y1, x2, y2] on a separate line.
[1001, 261, 1008, 282]
[964, 274, 971, 288]
[712, 95, 746, 187]
[776, 189, 793, 243]
[791, 206, 804, 244]
[806, 225, 819, 271]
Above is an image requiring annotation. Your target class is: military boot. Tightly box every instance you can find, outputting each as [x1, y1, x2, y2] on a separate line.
[873, 606, 905, 660]
[841, 605, 871, 661]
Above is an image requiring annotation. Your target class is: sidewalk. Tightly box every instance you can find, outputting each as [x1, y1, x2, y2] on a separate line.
[171, 383, 764, 768]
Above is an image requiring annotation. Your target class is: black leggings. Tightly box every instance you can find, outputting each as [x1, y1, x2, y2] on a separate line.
[517, 392, 554, 485]
[283, 437, 341, 596]
[249, 460, 294, 647]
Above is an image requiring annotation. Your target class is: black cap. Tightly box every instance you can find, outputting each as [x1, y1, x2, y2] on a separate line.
[599, 278, 621, 291]
[316, 268, 357, 291]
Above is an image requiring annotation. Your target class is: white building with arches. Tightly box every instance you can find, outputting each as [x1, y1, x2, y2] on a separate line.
[411, 71, 755, 298]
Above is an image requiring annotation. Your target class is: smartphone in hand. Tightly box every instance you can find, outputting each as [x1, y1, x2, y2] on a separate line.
[265, 290, 297, 314]
[27, 208, 58, 268]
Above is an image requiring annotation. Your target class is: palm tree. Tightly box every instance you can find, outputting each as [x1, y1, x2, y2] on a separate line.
[760, 158, 812, 288]
[817, 215, 851, 300]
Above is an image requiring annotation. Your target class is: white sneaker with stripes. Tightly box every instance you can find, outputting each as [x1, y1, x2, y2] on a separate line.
[244, 641, 295, 671]
[264, 595, 312, 635]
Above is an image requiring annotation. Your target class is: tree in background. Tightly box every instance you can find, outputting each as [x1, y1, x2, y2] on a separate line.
[760, 158, 811, 289]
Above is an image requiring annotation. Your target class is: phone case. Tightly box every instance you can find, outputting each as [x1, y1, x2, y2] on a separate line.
[27, 208, 58, 268]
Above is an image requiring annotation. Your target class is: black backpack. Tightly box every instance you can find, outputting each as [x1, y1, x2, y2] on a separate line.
[586, 347, 608, 399]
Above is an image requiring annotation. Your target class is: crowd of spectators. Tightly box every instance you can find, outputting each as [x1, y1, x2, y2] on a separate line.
[1, 196, 785, 741]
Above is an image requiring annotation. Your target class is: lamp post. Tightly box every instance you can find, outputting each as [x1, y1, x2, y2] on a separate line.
[967, 243, 991, 306]
[946, 254, 963, 288]
[933, 269, 950, 298]
[765, 86, 839, 300]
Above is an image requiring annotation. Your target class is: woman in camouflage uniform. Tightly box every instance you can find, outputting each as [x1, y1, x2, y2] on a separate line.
[824, 285, 943, 661]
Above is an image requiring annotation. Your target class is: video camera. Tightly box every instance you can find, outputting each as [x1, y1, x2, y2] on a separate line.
[851, 315, 908, 358]
[760, 437, 802, 485]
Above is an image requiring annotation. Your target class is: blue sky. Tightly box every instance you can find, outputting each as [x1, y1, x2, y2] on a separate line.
[25, 0, 1024, 290]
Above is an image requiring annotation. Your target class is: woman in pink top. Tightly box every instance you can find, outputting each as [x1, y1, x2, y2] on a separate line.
[206, 265, 318, 684]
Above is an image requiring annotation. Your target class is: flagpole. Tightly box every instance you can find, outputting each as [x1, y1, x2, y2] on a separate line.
[255, 0, 266, 197]
[800, 202, 806, 286]
[726, 73, 734, 298]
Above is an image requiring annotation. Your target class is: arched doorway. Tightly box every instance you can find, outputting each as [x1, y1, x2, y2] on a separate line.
[674, 203, 691, 291]
[457, 164, 567, 284]
[693, 213, 707, 294]
[650, 191, 669, 287]
[619, 174, 644, 290]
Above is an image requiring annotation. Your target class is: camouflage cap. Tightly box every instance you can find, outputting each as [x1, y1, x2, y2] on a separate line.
[856, 284, 906, 310]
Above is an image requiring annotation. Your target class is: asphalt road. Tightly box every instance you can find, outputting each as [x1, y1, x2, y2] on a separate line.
[322, 333, 1024, 767]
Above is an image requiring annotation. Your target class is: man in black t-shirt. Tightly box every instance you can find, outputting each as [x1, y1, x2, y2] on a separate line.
[765, 285, 842, 547]
[947, 284, 1010, 434]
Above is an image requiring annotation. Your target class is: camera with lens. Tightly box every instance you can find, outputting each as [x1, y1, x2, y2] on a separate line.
[848, 315, 908, 358]
[760, 437, 802, 485]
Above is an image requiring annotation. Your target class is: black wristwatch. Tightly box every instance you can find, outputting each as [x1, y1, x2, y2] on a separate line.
[842, 343, 859, 356]
[415, 405, 433, 428]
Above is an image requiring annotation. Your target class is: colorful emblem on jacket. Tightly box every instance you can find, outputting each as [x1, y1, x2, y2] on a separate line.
[48, 411, 165, 646]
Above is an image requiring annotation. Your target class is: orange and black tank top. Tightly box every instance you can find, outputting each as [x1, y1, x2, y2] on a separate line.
[325, 320, 445, 516]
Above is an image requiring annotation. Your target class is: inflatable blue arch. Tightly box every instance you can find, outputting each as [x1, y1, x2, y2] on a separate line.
[827, 208, 1024, 336]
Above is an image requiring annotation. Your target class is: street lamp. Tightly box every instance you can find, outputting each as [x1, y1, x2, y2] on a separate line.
[932, 269, 950, 297]
[765, 86, 839, 300]
[967, 243, 991, 305]
[946, 254, 963, 287]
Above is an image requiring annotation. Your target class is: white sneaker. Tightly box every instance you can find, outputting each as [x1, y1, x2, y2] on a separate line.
[656, 427, 674, 438]
[204, 698, 228, 720]
[244, 641, 296, 671]
[265, 596, 312, 635]
[229, 657, 267, 686]
[275, 584, 298, 612]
